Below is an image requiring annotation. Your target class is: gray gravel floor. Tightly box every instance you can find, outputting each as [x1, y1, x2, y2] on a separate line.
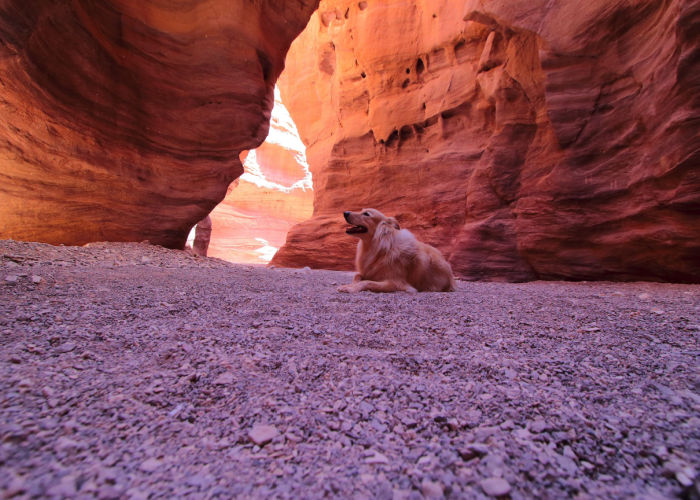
[1, 240, 699, 499]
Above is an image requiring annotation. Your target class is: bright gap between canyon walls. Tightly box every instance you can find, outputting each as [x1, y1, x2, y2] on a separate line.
[191, 87, 313, 264]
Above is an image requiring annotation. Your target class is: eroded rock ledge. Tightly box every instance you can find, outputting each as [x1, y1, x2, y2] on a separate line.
[0, 0, 318, 248]
[272, 0, 700, 282]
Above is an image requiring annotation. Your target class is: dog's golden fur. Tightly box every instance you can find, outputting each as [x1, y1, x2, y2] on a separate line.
[339, 208, 456, 293]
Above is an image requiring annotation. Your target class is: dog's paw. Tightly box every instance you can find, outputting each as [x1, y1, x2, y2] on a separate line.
[337, 284, 354, 293]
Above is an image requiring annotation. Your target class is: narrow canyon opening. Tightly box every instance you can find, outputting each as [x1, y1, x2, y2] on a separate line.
[188, 86, 313, 264]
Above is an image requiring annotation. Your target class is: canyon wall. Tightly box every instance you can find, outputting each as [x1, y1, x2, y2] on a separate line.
[207, 89, 313, 264]
[0, 0, 318, 248]
[272, 0, 700, 282]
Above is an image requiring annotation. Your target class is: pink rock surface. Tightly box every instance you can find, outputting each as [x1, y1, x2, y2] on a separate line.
[272, 0, 700, 282]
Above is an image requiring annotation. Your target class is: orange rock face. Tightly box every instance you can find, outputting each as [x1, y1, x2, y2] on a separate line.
[272, 0, 700, 282]
[207, 89, 313, 264]
[0, 0, 318, 248]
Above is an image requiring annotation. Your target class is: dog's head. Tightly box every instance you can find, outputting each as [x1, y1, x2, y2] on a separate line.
[343, 209, 399, 239]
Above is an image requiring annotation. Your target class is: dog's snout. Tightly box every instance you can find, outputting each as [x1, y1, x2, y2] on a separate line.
[343, 211, 351, 221]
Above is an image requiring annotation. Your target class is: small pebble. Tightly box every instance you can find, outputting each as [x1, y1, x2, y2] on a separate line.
[480, 477, 511, 497]
[140, 458, 162, 472]
[421, 479, 444, 498]
[249, 424, 278, 445]
[364, 451, 389, 465]
[214, 372, 235, 385]
[56, 342, 77, 353]
[458, 443, 489, 460]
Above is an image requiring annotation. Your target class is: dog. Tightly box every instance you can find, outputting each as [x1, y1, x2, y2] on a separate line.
[338, 208, 456, 293]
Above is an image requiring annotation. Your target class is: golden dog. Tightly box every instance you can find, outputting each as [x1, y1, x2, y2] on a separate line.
[338, 208, 456, 293]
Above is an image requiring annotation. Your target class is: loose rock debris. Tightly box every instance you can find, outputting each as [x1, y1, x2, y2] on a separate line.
[1, 239, 699, 499]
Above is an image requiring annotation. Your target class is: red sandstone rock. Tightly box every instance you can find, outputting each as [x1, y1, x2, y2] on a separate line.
[272, 0, 700, 282]
[0, 0, 319, 248]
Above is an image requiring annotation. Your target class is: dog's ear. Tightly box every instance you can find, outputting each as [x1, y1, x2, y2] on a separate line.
[386, 217, 400, 230]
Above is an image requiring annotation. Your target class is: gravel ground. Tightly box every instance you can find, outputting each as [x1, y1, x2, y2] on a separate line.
[1, 239, 699, 499]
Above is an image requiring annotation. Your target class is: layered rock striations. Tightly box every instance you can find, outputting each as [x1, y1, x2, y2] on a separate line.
[0, 0, 318, 248]
[207, 88, 313, 263]
[272, 0, 700, 282]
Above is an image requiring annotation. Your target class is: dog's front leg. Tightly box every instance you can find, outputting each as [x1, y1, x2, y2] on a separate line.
[338, 280, 417, 293]
[337, 282, 361, 293]
[337, 273, 362, 292]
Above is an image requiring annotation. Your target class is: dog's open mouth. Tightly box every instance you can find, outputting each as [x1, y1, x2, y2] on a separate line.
[346, 224, 368, 234]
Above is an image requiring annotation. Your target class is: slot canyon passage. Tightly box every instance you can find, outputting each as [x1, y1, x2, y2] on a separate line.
[1, 1, 699, 499]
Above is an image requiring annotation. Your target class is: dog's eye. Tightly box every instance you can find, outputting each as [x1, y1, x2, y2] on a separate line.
[362, 212, 370, 216]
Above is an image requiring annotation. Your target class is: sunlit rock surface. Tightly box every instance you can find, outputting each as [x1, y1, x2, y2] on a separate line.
[0, 0, 318, 248]
[207, 89, 313, 264]
[272, 0, 700, 282]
